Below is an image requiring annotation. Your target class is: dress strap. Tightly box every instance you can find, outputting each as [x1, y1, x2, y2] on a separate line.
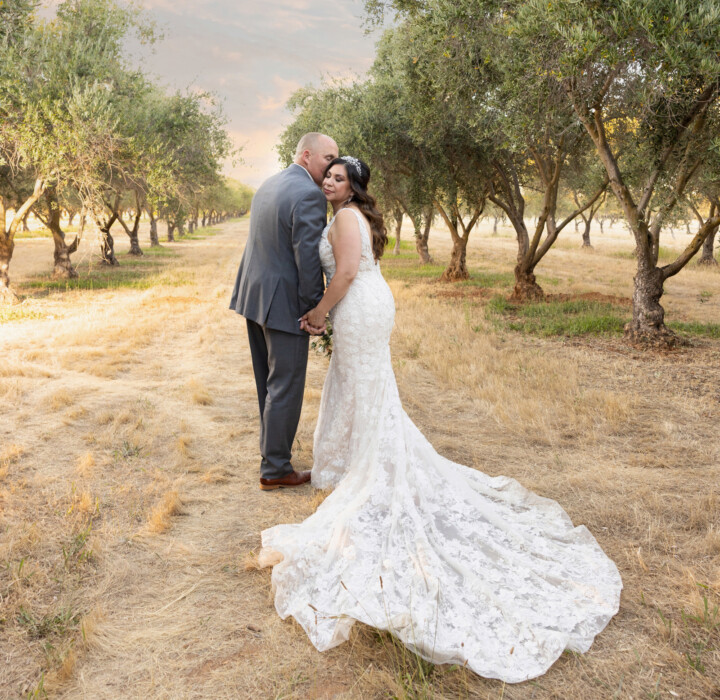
[341, 207, 372, 251]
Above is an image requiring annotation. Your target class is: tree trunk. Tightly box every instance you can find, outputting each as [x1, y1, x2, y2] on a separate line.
[45, 189, 80, 278]
[52, 233, 79, 278]
[201, 212, 207, 227]
[0, 236, 18, 303]
[99, 226, 118, 266]
[127, 227, 143, 255]
[574, 218, 579, 232]
[393, 211, 402, 255]
[167, 221, 175, 242]
[492, 216, 499, 235]
[188, 220, 196, 234]
[624, 264, 679, 347]
[599, 218, 605, 234]
[149, 214, 159, 247]
[698, 224, 718, 266]
[510, 265, 544, 301]
[177, 221, 186, 237]
[581, 219, 593, 248]
[415, 212, 433, 264]
[441, 238, 469, 281]
[21, 212, 30, 233]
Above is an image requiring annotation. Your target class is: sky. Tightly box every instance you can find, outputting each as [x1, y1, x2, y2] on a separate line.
[121, 1, 387, 189]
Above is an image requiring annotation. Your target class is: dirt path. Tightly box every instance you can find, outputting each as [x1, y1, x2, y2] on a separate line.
[2, 220, 719, 699]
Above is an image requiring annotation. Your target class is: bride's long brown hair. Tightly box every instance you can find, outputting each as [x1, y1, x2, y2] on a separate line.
[326, 157, 387, 261]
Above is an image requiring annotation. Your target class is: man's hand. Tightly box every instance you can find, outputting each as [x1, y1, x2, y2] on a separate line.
[300, 307, 326, 335]
[300, 318, 326, 335]
[300, 306, 327, 333]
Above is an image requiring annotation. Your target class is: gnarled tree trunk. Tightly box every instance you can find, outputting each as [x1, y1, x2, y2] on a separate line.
[581, 219, 593, 248]
[442, 237, 469, 281]
[99, 225, 118, 266]
[0, 236, 16, 303]
[167, 221, 175, 242]
[698, 223, 718, 266]
[0, 178, 47, 303]
[147, 209, 159, 247]
[511, 266, 544, 301]
[624, 264, 677, 346]
[416, 210, 433, 264]
[42, 188, 80, 278]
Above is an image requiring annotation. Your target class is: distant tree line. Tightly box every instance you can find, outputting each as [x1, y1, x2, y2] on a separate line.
[280, 0, 720, 347]
[0, 0, 252, 301]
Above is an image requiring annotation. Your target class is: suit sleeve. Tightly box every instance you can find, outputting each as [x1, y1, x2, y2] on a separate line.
[291, 187, 327, 314]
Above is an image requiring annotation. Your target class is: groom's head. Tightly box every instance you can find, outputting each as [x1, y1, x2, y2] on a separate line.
[295, 133, 338, 186]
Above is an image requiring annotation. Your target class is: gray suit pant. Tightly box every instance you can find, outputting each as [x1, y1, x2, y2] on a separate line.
[246, 319, 309, 480]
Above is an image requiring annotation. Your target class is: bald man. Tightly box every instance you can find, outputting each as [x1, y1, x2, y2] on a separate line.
[230, 132, 338, 490]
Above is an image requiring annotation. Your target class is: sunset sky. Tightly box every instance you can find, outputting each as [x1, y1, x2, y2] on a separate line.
[127, 1, 386, 189]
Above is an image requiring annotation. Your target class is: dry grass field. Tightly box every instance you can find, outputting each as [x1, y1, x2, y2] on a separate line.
[1, 218, 719, 699]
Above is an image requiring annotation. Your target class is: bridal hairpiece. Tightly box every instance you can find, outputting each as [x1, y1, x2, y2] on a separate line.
[341, 155, 362, 176]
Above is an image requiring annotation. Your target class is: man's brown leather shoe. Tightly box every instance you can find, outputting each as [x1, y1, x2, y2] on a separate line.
[259, 470, 311, 491]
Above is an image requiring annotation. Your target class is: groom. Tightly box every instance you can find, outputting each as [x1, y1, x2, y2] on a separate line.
[230, 132, 338, 490]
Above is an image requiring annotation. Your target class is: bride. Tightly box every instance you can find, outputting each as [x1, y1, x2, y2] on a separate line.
[258, 155, 622, 683]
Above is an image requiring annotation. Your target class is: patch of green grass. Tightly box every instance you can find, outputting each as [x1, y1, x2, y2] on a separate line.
[138, 246, 179, 258]
[17, 606, 81, 640]
[14, 229, 52, 240]
[386, 236, 417, 255]
[486, 296, 629, 337]
[0, 307, 45, 323]
[22, 254, 193, 293]
[457, 271, 514, 288]
[668, 321, 720, 339]
[175, 226, 221, 241]
[382, 262, 447, 281]
[610, 246, 679, 263]
[382, 257, 515, 288]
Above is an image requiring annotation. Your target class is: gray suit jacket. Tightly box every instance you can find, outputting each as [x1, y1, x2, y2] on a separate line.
[229, 164, 326, 335]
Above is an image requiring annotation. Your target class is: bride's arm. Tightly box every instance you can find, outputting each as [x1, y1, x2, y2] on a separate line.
[302, 209, 361, 328]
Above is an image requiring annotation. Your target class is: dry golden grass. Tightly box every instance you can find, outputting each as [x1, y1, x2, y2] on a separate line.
[75, 451, 95, 477]
[147, 490, 183, 533]
[187, 377, 214, 405]
[0, 218, 718, 699]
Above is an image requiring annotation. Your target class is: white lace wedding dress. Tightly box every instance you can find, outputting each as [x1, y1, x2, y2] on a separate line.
[259, 209, 622, 683]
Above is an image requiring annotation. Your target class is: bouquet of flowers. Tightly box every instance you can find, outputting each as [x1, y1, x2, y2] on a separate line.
[310, 321, 333, 358]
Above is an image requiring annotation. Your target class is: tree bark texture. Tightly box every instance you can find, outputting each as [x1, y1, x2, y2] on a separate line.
[624, 264, 679, 346]
[148, 214, 159, 247]
[698, 224, 718, 266]
[581, 219, 593, 248]
[415, 211, 433, 264]
[100, 227, 118, 266]
[0, 236, 17, 303]
[510, 265, 544, 302]
[392, 209, 402, 255]
[441, 237, 469, 281]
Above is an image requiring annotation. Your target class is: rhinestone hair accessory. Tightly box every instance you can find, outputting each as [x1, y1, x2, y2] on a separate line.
[341, 155, 362, 176]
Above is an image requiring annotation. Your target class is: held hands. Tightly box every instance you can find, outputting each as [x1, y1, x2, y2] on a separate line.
[300, 307, 327, 335]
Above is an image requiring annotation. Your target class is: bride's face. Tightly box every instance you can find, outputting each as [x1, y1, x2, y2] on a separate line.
[322, 164, 352, 205]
